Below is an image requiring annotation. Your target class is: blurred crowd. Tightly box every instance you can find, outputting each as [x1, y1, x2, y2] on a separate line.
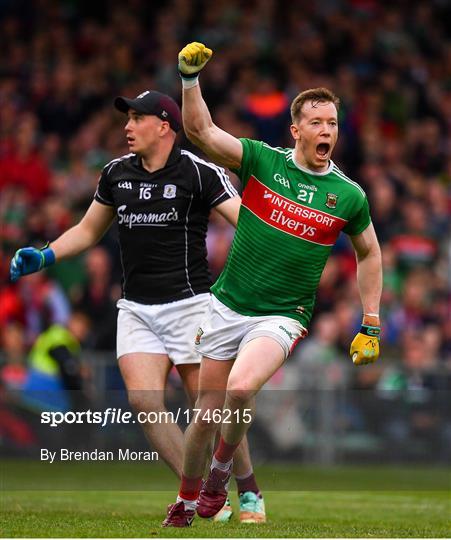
[0, 0, 450, 431]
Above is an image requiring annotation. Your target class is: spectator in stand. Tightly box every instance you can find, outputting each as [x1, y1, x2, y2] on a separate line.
[21, 310, 92, 413]
[242, 76, 290, 146]
[72, 246, 119, 350]
[0, 321, 28, 391]
[391, 199, 438, 272]
[0, 113, 50, 203]
[15, 272, 71, 345]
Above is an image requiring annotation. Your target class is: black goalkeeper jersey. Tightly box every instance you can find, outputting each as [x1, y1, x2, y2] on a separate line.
[94, 146, 237, 304]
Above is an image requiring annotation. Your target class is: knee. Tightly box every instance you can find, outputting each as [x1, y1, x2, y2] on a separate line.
[127, 390, 164, 414]
[190, 408, 220, 434]
[192, 397, 223, 434]
[226, 377, 256, 405]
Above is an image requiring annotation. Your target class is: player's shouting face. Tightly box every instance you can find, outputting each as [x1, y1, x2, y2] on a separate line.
[290, 100, 338, 172]
[124, 110, 171, 155]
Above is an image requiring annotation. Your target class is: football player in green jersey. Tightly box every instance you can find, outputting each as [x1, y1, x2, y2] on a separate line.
[162, 42, 382, 527]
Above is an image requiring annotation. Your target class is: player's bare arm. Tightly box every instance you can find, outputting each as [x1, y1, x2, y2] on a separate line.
[213, 195, 241, 228]
[349, 223, 382, 365]
[182, 85, 242, 169]
[50, 201, 115, 261]
[178, 42, 243, 170]
[350, 223, 382, 320]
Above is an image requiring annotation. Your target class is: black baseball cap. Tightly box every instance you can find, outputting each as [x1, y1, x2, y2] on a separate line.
[114, 90, 182, 132]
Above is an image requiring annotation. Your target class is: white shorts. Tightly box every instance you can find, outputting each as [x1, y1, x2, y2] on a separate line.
[116, 293, 210, 365]
[195, 295, 307, 361]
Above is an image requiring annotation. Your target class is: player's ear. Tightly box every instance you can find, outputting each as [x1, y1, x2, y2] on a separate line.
[159, 121, 171, 136]
[290, 123, 300, 141]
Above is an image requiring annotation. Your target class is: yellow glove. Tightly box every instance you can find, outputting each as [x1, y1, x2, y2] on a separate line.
[178, 42, 213, 77]
[350, 317, 381, 366]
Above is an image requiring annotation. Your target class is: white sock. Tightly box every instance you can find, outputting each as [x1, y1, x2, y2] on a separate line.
[176, 495, 196, 511]
[211, 455, 233, 472]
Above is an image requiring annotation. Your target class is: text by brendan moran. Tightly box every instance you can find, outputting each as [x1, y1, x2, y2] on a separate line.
[41, 448, 159, 463]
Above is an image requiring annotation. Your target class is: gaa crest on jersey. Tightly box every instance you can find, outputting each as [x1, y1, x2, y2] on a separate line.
[195, 327, 204, 345]
[163, 184, 177, 199]
[325, 192, 338, 209]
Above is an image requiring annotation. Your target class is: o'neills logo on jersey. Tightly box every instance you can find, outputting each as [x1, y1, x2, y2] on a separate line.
[242, 177, 347, 246]
[117, 205, 178, 228]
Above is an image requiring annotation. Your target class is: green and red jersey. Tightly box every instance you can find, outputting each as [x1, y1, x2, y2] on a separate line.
[211, 138, 371, 327]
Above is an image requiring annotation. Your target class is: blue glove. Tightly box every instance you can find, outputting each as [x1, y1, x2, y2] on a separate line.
[10, 244, 56, 282]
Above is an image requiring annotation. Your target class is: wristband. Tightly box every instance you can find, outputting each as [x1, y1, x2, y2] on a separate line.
[179, 71, 199, 89]
[40, 242, 56, 267]
[359, 325, 380, 338]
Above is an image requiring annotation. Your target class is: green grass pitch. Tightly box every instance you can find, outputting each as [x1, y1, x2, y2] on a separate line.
[1, 461, 450, 537]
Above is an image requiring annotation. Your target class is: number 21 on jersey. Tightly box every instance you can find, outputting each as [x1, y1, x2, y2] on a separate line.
[297, 190, 314, 204]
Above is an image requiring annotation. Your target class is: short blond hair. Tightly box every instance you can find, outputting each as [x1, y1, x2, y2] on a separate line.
[290, 87, 340, 123]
